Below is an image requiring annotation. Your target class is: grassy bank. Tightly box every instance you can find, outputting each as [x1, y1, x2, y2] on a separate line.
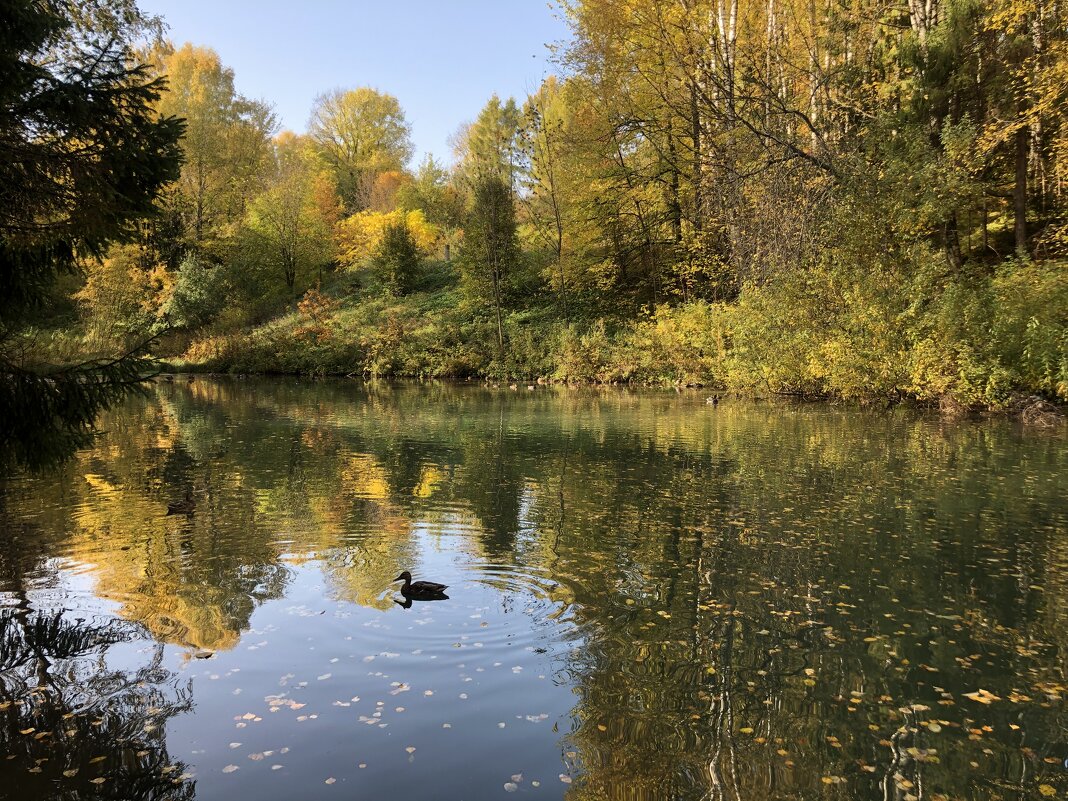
[170, 257, 1067, 412]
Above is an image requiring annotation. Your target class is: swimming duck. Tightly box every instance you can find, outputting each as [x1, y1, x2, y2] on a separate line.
[166, 491, 196, 515]
[394, 571, 448, 597]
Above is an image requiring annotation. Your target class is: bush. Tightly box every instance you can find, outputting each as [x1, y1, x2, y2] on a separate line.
[177, 245, 1066, 409]
[158, 254, 229, 330]
[372, 221, 422, 294]
[992, 260, 1068, 400]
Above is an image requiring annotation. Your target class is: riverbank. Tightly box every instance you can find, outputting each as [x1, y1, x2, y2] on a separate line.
[166, 258, 1067, 414]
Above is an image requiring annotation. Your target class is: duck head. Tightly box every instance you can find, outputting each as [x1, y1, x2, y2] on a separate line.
[394, 571, 412, 583]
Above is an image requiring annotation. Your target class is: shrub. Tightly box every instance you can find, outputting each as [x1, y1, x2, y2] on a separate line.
[371, 221, 422, 294]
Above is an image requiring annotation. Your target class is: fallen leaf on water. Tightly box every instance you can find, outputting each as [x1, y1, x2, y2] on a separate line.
[324, 777, 336, 785]
[1038, 786, 1056, 797]
[221, 765, 239, 774]
[559, 775, 572, 784]
[963, 689, 1001, 704]
[504, 783, 518, 792]
[405, 747, 416, 754]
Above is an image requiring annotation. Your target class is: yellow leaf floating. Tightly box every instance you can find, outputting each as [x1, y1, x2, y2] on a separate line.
[1038, 785, 1056, 797]
[963, 689, 1001, 704]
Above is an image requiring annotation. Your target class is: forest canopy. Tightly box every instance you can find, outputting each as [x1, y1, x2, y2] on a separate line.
[5, 0, 1068, 470]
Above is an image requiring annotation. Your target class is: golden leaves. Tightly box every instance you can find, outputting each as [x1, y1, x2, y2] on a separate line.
[963, 689, 1002, 705]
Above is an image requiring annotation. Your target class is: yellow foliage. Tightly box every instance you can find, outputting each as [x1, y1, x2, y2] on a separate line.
[336, 209, 439, 268]
[76, 245, 172, 348]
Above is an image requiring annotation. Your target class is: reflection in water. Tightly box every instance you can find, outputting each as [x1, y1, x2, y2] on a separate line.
[0, 604, 193, 800]
[0, 378, 1066, 800]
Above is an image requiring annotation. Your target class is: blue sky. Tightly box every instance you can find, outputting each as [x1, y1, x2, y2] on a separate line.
[138, 0, 571, 165]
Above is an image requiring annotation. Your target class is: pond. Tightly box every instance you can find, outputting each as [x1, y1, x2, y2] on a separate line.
[1, 378, 1066, 800]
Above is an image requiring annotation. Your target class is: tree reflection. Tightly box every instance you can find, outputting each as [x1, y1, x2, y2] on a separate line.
[0, 605, 194, 800]
[2, 379, 1065, 799]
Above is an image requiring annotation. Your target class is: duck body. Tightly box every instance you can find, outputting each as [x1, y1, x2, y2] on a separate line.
[394, 571, 448, 597]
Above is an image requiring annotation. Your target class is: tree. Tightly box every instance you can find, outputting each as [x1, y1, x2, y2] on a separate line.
[149, 42, 275, 261]
[337, 209, 438, 269]
[452, 95, 523, 192]
[395, 154, 464, 259]
[158, 252, 228, 330]
[372, 220, 422, 294]
[242, 133, 341, 299]
[523, 78, 575, 319]
[308, 87, 413, 212]
[459, 175, 520, 355]
[75, 244, 170, 349]
[0, 0, 183, 470]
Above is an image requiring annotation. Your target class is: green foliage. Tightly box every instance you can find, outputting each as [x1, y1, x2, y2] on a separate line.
[396, 155, 465, 232]
[454, 95, 523, 191]
[992, 261, 1068, 399]
[905, 259, 1068, 406]
[372, 221, 422, 294]
[240, 133, 340, 298]
[159, 254, 228, 330]
[0, 0, 182, 470]
[458, 175, 522, 354]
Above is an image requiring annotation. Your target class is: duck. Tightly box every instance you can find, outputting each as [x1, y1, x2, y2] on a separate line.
[394, 571, 448, 597]
[166, 491, 196, 515]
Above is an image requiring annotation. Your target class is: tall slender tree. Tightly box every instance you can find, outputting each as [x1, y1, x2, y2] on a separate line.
[459, 175, 520, 357]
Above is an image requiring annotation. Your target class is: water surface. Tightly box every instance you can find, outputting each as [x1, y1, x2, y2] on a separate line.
[1, 379, 1066, 800]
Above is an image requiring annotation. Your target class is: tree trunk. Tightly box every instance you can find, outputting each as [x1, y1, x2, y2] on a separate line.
[944, 212, 962, 270]
[491, 258, 505, 356]
[666, 114, 683, 246]
[689, 79, 703, 233]
[1015, 124, 1029, 256]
